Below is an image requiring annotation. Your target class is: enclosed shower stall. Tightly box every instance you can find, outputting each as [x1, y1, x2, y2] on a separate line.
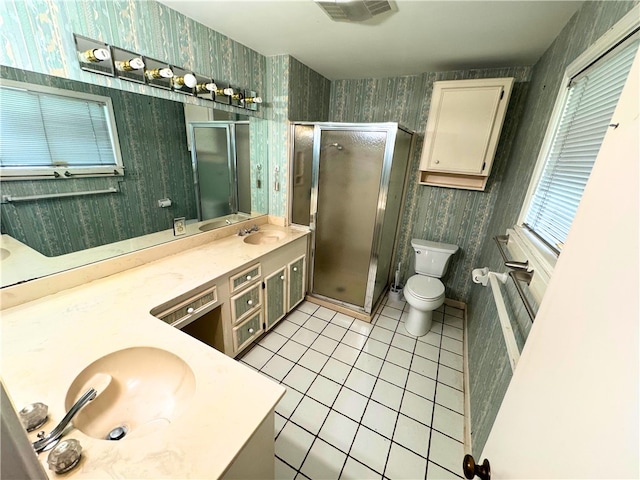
[290, 122, 414, 315]
[189, 121, 250, 221]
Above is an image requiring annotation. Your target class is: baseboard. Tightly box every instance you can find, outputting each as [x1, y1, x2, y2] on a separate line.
[462, 306, 473, 454]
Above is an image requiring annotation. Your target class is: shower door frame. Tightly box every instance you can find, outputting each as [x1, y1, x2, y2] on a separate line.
[300, 122, 402, 314]
[188, 121, 248, 221]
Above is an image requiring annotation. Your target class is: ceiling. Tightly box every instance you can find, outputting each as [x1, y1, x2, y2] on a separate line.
[158, 0, 584, 80]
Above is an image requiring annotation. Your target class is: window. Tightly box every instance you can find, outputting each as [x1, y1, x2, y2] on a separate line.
[0, 79, 124, 180]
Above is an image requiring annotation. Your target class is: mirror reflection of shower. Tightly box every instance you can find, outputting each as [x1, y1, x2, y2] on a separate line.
[290, 122, 414, 315]
[189, 121, 250, 221]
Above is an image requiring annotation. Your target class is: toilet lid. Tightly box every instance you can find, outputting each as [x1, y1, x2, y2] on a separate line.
[406, 276, 445, 300]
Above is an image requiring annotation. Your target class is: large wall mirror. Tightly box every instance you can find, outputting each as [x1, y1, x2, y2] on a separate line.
[0, 66, 268, 288]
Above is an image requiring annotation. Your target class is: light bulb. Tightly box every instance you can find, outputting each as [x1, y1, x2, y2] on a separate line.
[80, 48, 110, 63]
[115, 57, 145, 71]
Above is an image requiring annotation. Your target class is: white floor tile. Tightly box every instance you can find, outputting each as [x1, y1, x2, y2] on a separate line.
[418, 330, 442, 347]
[443, 314, 464, 330]
[240, 344, 273, 369]
[380, 305, 402, 320]
[287, 310, 311, 326]
[332, 312, 356, 329]
[275, 421, 315, 469]
[441, 336, 463, 355]
[291, 396, 330, 434]
[437, 365, 464, 391]
[362, 338, 390, 359]
[427, 461, 463, 479]
[392, 414, 430, 457]
[411, 355, 438, 380]
[297, 301, 319, 315]
[432, 404, 464, 442]
[400, 390, 434, 426]
[345, 368, 377, 397]
[379, 362, 409, 388]
[300, 438, 347, 480]
[369, 325, 394, 344]
[314, 306, 337, 321]
[276, 387, 304, 418]
[428, 430, 464, 474]
[439, 350, 463, 372]
[310, 335, 339, 356]
[274, 319, 301, 337]
[385, 297, 406, 310]
[333, 343, 361, 365]
[283, 365, 317, 393]
[371, 379, 404, 411]
[435, 383, 464, 414]
[341, 457, 383, 480]
[320, 358, 352, 384]
[307, 375, 341, 407]
[298, 348, 329, 373]
[259, 331, 288, 353]
[442, 324, 463, 341]
[261, 354, 295, 381]
[444, 305, 464, 318]
[275, 413, 286, 437]
[342, 330, 368, 350]
[292, 327, 319, 347]
[275, 456, 297, 480]
[385, 346, 412, 369]
[304, 315, 329, 333]
[375, 315, 399, 331]
[415, 341, 440, 362]
[349, 320, 373, 335]
[333, 387, 368, 422]
[385, 442, 428, 480]
[350, 426, 392, 475]
[323, 324, 348, 341]
[391, 333, 417, 352]
[361, 400, 398, 438]
[406, 371, 437, 401]
[354, 352, 384, 376]
[278, 341, 308, 363]
[318, 410, 359, 454]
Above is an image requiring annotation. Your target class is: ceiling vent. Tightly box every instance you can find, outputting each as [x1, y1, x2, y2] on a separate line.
[315, 1, 394, 22]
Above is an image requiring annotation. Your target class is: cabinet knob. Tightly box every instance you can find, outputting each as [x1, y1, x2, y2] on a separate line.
[293, 267, 298, 272]
[187, 307, 194, 314]
[248, 328, 254, 334]
[246, 275, 252, 280]
[280, 275, 285, 280]
[435, 160, 440, 164]
[247, 299, 253, 306]
[463, 454, 490, 480]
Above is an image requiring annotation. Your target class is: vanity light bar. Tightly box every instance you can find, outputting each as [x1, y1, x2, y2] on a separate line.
[72, 34, 262, 109]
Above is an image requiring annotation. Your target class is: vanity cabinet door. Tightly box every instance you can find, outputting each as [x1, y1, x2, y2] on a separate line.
[264, 267, 287, 330]
[288, 255, 306, 311]
[233, 311, 264, 353]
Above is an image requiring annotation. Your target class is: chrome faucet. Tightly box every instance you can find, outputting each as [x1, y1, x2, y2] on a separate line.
[32, 388, 96, 453]
[237, 224, 259, 236]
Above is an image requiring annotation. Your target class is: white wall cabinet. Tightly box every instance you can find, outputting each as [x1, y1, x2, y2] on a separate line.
[419, 77, 514, 191]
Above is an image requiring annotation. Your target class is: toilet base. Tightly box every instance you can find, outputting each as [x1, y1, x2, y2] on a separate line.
[404, 307, 433, 337]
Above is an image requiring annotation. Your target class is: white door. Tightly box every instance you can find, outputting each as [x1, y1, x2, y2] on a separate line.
[480, 49, 639, 478]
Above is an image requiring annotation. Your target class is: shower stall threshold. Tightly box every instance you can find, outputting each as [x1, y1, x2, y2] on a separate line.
[304, 293, 385, 323]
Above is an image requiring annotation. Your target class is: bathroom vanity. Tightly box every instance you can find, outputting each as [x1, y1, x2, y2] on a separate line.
[0, 219, 309, 479]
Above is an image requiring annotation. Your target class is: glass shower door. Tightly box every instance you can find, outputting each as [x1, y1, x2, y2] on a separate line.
[312, 128, 388, 308]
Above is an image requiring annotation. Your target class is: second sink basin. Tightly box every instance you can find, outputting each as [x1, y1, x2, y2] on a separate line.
[65, 347, 196, 440]
[243, 231, 287, 245]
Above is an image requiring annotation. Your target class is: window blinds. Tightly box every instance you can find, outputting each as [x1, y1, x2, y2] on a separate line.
[524, 36, 639, 252]
[0, 87, 117, 169]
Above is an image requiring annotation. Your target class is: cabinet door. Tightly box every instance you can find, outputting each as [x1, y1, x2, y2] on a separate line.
[288, 255, 306, 311]
[421, 78, 513, 176]
[233, 311, 264, 353]
[264, 268, 287, 330]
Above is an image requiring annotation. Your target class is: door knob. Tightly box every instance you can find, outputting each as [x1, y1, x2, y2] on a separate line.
[463, 454, 490, 480]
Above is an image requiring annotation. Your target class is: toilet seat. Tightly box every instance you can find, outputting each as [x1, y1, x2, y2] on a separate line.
[406, 275, 444, 300]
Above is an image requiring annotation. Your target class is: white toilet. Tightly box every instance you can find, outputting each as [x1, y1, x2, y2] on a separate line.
[403, 239, 459, 337]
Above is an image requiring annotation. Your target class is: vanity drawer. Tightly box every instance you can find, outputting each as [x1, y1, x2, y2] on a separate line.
[233, 311, 264, 353]
[231, 283, 262, 324]
[155, 285, 218, 327]
[230, 264, 261, 293]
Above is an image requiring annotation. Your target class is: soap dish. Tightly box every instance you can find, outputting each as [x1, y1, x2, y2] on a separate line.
[18, 402, 48, 432]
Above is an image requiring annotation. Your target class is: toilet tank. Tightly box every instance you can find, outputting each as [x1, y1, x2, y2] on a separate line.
[412, 239, 459, 277]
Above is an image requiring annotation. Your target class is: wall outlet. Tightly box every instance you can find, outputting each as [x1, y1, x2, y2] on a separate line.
[173, 217, 186, 236]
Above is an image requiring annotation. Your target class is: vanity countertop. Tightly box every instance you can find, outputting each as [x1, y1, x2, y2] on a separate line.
[0, 223, 309, 479]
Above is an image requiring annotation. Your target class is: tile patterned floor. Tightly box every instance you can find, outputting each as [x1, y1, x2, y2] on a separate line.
[238, 295, 466, 480]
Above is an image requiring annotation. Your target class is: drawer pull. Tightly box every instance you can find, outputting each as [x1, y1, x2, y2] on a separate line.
[280, 275, 285, 280]
[246, 275, 252, 281]
[248, 328, 254, 334]
[247, 299, 253, 306]
[293, 267, 298, 272]
[187, 307, 195, 314]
